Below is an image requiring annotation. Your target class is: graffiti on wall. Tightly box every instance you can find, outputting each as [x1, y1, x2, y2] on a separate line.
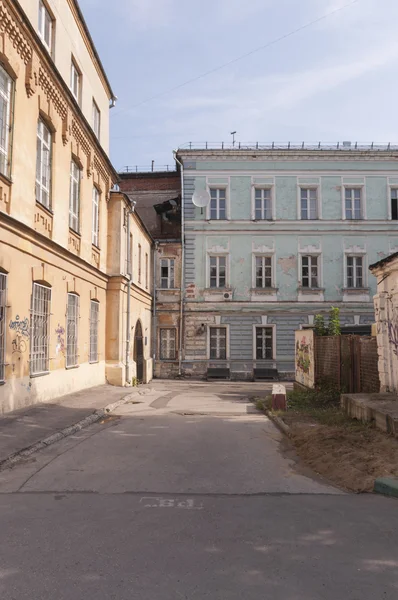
[12, 336, 27, 354]
[387, 319, 398, 357]
[9, 315, 30, 337]
[295, 329, 315, 388]
[55, 324, 65, 355]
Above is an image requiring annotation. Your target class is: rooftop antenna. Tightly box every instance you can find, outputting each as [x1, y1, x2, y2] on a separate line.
[231, 131, 237, 147]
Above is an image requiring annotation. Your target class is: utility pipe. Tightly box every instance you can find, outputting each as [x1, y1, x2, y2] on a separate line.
[125, 199, 136, 385]
[152, 240, 159, 374]
[173, 150, 184, 376]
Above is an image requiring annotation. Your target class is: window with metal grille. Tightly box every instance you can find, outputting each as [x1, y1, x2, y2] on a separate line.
[160, 328, 176, 360]
[255, 256, 272, 288]
[160, 258, 175, 288]
[89, 300, 99, 363]
[30, 283, 51, 375]
[69, 159, 80, 232]
[346, 256, 364, 288]
[391, 189, 398, 220]
[210, 188, 226, 220]
[35, 118, 52, 209]
[255, 188, 272, 220]
[38, 0, 53, 54]
[300, 188, 318, 219]
[0, 273, 7, 382]
[92, 187, 99, 246]
[138, 244, 142, 283]
[255, 327, 273, 360]
[345, 188, 362, 219]
[92, 100, 100, 139]
[210, 327, 227, 360]
[301, 255, 319, 288]
[0, 65, 13, 177]
[66, 293, 79, 367]
[70, 59, 81, 104]
[209, 256, 226, 288]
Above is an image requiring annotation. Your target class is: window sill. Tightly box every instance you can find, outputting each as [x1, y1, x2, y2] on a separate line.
[92, 243, 101, 251]
[69, 227, 81, 237]
[298, 287, 325, 293]
[89, 360, 99, 365]
[342, 287, 369, 293]
[0, 171, 12, 186]
[30, 371, 50, 379]
[252, 219, 275, 223]
[65, 364, 79, 370]
[251, 287, 278, 293]
[36, 201, 53, 216]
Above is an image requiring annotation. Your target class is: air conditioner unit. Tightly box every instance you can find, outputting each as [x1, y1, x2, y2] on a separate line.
[223, 292, 233, 301]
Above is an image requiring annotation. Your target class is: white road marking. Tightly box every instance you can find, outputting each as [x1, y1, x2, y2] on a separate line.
[139, 497, 204, 510]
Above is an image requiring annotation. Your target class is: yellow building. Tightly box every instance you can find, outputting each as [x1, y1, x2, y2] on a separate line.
[0, 0, 152, 414]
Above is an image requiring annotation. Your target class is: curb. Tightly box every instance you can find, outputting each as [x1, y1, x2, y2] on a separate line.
[265, 410, 291, 437]
[0, 391, 139, 472]
[374, 477, 398, 499]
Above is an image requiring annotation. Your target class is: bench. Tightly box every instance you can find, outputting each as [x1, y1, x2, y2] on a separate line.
[253, 368, 279, 381]
[206, 367, 230, 380]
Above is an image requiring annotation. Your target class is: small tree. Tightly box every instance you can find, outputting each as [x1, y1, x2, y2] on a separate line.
[328, 306, 341, 336]
[314, 314, 327, 336]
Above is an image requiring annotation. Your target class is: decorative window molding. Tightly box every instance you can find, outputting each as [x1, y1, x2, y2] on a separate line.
[66, 293, 79, 368]
[36, 118, 52, 210]
[160, 328, 177, 360]
[206, 185, 229, 220]
[30, 282, 51, 376]
[207, 326, 229, 360]
[253, 325, 276, 361]
[92, 186, 100, 247]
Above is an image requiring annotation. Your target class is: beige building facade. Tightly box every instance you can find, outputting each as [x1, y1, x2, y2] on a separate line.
[0, 0, 153, 414]
[370, 253, 398, 394]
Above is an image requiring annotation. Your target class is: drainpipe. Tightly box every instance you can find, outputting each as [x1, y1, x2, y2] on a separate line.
[152, 240, 159, 374]
[125, 199, 136, 385]
[173, 150, 184, 376]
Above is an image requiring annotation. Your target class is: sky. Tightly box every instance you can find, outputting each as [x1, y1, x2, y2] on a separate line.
[79, 0, 398, 172]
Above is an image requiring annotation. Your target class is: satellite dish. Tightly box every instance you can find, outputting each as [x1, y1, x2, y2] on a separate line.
[192, 189, 211, 208]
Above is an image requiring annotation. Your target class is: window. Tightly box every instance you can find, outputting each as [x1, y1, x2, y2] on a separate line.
[92, 187, 99, 246]
[255, 256, 272, 288]
[209, 327, 227, 360]
[145, 253, 148, 289]
[0, 65, 13, 177]
[210, 188, 226, 220]
[138, 244, 142, 283]
[209, 256, 226, 288]
[301, 255, 319, 288]
[70, 59, 81, 104]
[89, 300, 99, 363]
[300, 188, 318, 220]
[0, 273, 6, 382]
[129, 233, 133, 277]
[346, 256, 364, 288]
[255, 327, 273, 360]
[160, 329, 176, 360]
[30, 283, 51, 375]
[38, 0, 53, 54]
[345, 188, 362, 219]
[35, 119, 52, 209]
[66, 293, 79, 367]
[255, 188, 272, 220]
[160, 258, 175, 289]
[69, 160, 80, 232]
[92, 100, 100, 139]
[391, 189, 398, 220]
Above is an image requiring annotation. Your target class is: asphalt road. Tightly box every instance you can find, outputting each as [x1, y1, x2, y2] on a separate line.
[0, 381, 397, 599]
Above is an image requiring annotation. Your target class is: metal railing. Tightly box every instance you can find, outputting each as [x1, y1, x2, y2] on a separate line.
[178, 141, 398, 152]
[120, 163, 176, 174]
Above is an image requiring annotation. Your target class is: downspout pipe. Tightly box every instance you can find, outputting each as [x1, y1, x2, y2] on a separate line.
[152, 240, 159, 375]
[125, 199, 136, 385]
[173, 150, 184, 376]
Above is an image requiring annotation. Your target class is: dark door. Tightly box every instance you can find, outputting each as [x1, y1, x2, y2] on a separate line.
[134, 320, 144, 383]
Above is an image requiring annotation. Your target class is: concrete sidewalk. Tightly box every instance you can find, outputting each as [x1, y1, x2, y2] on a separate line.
[0, 384, 140, 464]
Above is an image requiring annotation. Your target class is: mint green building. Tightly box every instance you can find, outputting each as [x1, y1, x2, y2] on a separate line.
[176, 144, 398, 379]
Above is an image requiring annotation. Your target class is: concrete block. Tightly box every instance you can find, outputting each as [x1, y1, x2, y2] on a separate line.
[272, 384, 286, 411]
[374, 477, 398, 498]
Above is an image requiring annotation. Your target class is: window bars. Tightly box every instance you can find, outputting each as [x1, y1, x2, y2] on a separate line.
[255, 327, 273, 360]
[89, 300, 99, 363]
[160, 328, 176, 360]
[66, 293, 79, 367]
[30, 283, 51, 375]
[210, 327, 227, 360]
[0, 273, 6, 382]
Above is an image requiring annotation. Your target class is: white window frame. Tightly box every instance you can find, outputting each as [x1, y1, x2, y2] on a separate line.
[343, 186, 364, 220]
[69, 159, 81, 232]
[345, 255, 365, 289]
[252, 325, 276, 361]
[66, 293, 79, 368]
[89, 300, 99, 363]
[160, 258, 175, 289]
[92, 99, 100, 139]
[30, 283, 51, 376]
[138, 244, 142, 284]
[0, 273, 7, 383]
[253, 187, 273, 220]
[0, 64, 13, 178]
[208, 255, 227, 289]
[207, 186, 228, 220]
[207, 326, 229, 360]
[159, 328, 177, 360]
[92, 186, 100, 247]
[35, 118, 52, 209]
[70, 59, 81, 104]
[253, 255, 273, 289]
[390, 187, 398, 221]
[299, 187, 319, 220]
[300, 254, 320, 289]
[38, 0, 53, 55]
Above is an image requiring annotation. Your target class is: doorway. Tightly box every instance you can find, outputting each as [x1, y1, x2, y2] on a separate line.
[134, 320, 144, 383]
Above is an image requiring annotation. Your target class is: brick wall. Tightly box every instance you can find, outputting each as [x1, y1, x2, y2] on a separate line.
[359, 337, 380, 393]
